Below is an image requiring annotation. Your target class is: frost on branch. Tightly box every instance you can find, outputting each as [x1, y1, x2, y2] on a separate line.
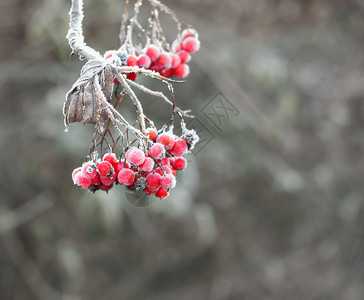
[64, 0, 201, 199]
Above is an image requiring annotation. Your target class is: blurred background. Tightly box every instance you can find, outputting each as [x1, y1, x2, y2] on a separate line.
[1, 0, 364, 299]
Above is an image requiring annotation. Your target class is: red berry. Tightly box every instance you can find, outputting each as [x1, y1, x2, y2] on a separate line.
[146, 173, 162, 189]
[171, 167, 177, 177]
[156, 52, 172, 69]
[171, 53, 181, 68]
[99, 183, 113, 191]
[115, 161, 130, 174]
[181, 37, 200, 53]
[100, 172, 117, 185]
[160, 68, 172, 77]
[149, 142, 166, 159]
[97, 161, 114, 177]
[118, 168, 135, 186]
[82, 161, 97, 179]
[161, 158, 170, 166]
[103, 153, 117, 166]
[126, 147, 145, 166]
[91, 175, 101, 185]
[181, 29, 197, 40]
[74, 173, 91, 189]
[139, 157, 155, 172]
[178, 50, 191, 63]
[155, 187, 169, 198]
[156, 165, 172, 176]
[160, 174, 176, 189]
[137, 54, 151, 68]
[173, 157, 187, 170]
[156, 133, 175, 150]
[72, 167, 82, 184]
[144, 186, 157, 195]
[146, 45, 160, 61]
[127, 55, 138, 66]
[145, 128, 158, 142]
[169, 139, 188, 156]
[173, 63, 190, 78]
[127, 72, 137, 81]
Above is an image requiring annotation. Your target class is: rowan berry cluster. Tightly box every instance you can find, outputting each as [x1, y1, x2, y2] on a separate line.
[104, 29, 200, 81]
[72, 125, 197, 198]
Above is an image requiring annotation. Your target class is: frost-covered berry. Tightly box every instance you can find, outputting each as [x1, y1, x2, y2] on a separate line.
[91, 175, 101, 185]
[137, 54, 151, 68]
[181, 28, 197, 40]
[171, 53, 181, 69]
[155, 187, 169, 198]
[156, 133, 175, 150]
[115, 161, 130, 174]
[181, 37, 200, 53]
[160, 68, 172, 78]
[146, 45, 160, 61]
[127, 55, 138, 66]
[144, 186, 157, 195]
[139, 157, 155, 172]
[145, 127, 158, 142]
[173, 157, 187, 170]
[169, 139, 188, 156]
[82, 161, 97, 179]
[156, 52, 172, 69]
[149, 142, 166, 159]
[97, 161, 114, 177]
[118, 168, 135, 186]
[74, 173, 91, 189]
[126, 147, 145, 166]
[99, 183, 113, 191]
[127, 72, 137, 81]
[173, 63, 190, 78]
[160, 174, 176, 189]
[72, 167, 82, 184]
[178, 50, 191, 64]
[103, 153, 117, 166]
[156, 165, 172, 176]
[146, 173, 162, 189]
[100, 172, 117, 186]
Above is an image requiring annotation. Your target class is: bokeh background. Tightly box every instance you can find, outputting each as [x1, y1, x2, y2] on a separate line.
[1, 0, 364, 299]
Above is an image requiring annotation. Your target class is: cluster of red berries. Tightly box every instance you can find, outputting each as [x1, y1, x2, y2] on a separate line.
[71, 127, 197, 199]
[104, 29, 200, 82]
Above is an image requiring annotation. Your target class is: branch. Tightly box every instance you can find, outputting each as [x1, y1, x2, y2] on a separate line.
[67, 0, 102, 60]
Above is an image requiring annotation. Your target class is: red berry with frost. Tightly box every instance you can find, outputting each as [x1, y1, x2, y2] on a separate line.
[161, 158, 170, 166]
[156, 133, 175, 150]
[91, 175, 101, 185]
[144, 186, 157, 195]
[181, 28, 197, 40]
[171, 53, 181, 68]
[156, 52, 172, 69]
[115, 161, 130, 174]
[182, 37, 200, 53]
[160, 174, 176, 189]
[178, 50, 191, 63]
[137, 54, 151, 68]
[171, 167, 177, 177]
[127, 72, 137, 81]
[145, 128, 158, 142]
[169, 139, 188, 156]
[139, 157, 155, 172]
[97, 161, 114, 177]
[118, 168, 135, 186]
[146, 45, 160, 61]
[103, 153, 117, 166]
[156, 165, 172, 176]
[72, 167, 82, 184]
[174, 63, 190, 78]
[99, 183, 113, 191]
[173, 157, 187, 170]
[82, 161, 97, 179]
[126, 147, 145, 166]
[155, 187, 169, 199]
[149, 142, 166, 159]
[100, 172, 117, 185]
[146, 173, 162, 189]
[74, 173, 91, 189]
[160, 68, 172, 77]
[127, 56, 138, 66]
